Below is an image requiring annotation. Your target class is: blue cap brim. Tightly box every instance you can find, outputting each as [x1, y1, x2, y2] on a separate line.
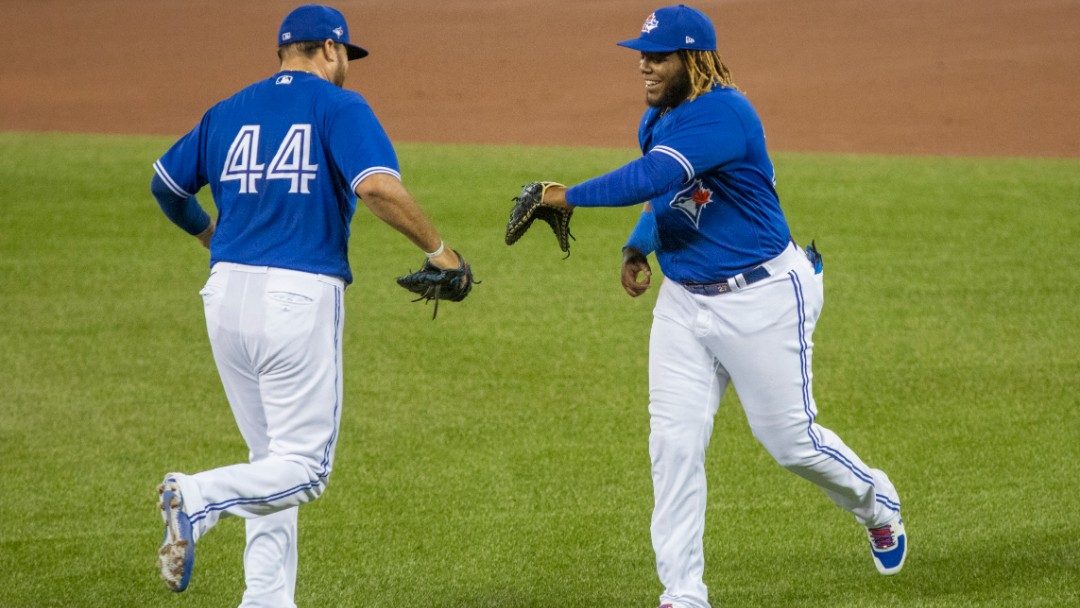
[616, 38, 682, 53]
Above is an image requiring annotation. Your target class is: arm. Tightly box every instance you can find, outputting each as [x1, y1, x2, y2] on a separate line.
[354, 172, 460, 270]
[541, 150, 688, 210]
[623, 202, 658, 256]
[150, 173, 214, 249]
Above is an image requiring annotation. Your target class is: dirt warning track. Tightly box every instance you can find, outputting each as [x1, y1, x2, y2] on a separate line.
[2, 0, 1077, 157]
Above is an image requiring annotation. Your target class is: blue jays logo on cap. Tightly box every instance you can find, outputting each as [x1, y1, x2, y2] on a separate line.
[642, 13, 660, 33]
[278, 4, 369, 60]
[618, 4, 717, 53]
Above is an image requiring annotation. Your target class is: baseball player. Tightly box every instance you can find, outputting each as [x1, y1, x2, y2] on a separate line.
[536, 5, 906, 607]
[149, 5, 469, 605]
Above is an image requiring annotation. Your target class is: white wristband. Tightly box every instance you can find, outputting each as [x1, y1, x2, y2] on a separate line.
[425, 240, 445, 258]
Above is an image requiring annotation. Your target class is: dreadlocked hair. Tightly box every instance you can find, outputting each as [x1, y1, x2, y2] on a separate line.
[678, 49, 739, 100]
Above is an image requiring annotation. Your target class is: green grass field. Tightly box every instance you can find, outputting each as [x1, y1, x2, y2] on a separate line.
[1, 132, 1077, 607]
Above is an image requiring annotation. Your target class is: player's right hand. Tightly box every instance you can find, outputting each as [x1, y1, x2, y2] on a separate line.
[621, 246, 652, 298]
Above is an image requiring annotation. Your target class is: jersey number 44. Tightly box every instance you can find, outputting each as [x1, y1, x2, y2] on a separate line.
[220, 124, 319, 195]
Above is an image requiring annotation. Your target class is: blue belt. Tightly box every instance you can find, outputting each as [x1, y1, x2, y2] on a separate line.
[681, 264, 772, 296]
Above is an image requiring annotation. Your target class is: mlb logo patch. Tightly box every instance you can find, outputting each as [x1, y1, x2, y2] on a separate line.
[281, 32, 292, 42]
[275, 75, 293, 85]
[642, 12, 659, 33]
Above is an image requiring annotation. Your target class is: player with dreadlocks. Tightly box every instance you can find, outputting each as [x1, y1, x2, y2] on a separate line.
[678, 48, 737, 98]
[529, 5, 906, 607]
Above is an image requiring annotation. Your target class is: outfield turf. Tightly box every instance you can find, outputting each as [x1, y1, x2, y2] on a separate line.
[0, 132, 1077, 607]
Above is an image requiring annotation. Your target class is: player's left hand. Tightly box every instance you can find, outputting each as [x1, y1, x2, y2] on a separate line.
[621, 246, 652, 297]
[505, 181, 575, 255]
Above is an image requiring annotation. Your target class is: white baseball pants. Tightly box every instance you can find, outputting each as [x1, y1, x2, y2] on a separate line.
[166, 262, 345, 608]
[648, 244, 900, 608]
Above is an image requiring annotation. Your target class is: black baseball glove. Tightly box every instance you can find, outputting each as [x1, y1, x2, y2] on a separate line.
[395, 250, 475, 319]
[505, 181, 574, 256]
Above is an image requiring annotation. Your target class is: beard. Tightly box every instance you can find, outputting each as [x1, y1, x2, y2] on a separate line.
[647, 67, 692, 110]
[331, 61, 347, 88]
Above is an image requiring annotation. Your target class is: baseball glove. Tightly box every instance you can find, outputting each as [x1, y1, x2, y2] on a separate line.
[505, 181, 574, 256]
[395, 251, 475, 319]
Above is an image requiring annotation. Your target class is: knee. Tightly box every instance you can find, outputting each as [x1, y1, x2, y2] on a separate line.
[650, 418, 711, 464]
[309, 474, 329, 499]
[287, 457, 331, 502]
[306, 460, 334, 499]
[770, 448, 814, 470]
[751, 424, 820, 470]
[291, 475, 329, 507]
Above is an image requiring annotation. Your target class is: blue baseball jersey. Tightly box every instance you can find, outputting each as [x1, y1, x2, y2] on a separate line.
[153, 71, 400, 285]
[641, 86, 790, 282]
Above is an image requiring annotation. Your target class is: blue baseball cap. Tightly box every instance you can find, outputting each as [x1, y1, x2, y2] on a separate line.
[617, 4, 717, 53]
[278, 4, 368, 60]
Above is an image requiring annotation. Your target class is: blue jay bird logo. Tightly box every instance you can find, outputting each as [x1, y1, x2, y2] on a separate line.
[669, 179, 714, 228]
[642, 13, 659, 33]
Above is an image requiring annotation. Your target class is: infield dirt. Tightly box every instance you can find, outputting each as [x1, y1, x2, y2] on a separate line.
[2, 0, 1077, 157]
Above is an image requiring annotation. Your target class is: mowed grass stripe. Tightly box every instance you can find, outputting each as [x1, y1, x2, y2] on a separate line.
[0, 132, 1076, 607]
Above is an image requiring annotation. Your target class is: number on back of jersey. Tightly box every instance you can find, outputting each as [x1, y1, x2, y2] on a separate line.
[266, 125, 319, 194]
[220, 124, 319, 195]
[220, 126, 265, 194]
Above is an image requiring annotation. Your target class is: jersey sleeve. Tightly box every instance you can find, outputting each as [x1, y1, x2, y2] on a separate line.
[648, 98, 748, 183]
[564, 150, 686, 207]
[624, 206, 658, 255]
[325, 100, 400, 193]
[153, 113, 211, 198]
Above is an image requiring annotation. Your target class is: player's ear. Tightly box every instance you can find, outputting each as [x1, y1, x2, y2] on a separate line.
[322, 39, 337, 62]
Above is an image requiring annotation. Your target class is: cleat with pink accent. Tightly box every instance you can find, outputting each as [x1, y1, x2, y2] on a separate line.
[866, 515, 906, 575]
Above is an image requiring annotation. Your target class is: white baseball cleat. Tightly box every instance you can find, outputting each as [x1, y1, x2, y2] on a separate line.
[866, 515, 906, 575]
[157, 479, 195, 592]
